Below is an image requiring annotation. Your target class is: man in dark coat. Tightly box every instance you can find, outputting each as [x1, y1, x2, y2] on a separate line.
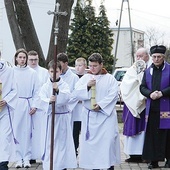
[140, 45, 170, 169]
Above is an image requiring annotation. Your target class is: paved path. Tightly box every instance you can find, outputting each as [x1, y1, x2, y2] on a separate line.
[8, 124, 169, 170]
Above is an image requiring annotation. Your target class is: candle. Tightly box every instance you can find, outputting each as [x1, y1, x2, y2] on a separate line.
[91, 76, 96, 109]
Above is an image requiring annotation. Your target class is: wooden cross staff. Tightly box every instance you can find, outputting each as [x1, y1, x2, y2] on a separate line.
[47, 3, 67, 170]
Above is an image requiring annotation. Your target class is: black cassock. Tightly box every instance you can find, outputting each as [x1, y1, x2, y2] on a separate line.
[140, 64, 170, 161]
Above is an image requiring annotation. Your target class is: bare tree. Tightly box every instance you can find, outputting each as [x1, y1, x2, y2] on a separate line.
[145, 27, 165, 48]
[4, 0, 45, 65]
[4, 0, 74, 66]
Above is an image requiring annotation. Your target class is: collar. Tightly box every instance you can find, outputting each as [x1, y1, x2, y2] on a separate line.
[50, 77, 60, 82]
[17, 64, 27, 68]
[87, 68, 108, 75]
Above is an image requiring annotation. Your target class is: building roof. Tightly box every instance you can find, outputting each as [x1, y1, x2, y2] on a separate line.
[111, 27, 145, 34]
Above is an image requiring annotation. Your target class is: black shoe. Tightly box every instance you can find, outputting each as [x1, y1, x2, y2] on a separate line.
[0, 161, 8, 170]
[125, 157, 143, 163]
[142, 160, 150, 163]
[30, 159, 36, 164]
[148, 161, 159, 169]
[164, 160, 170, 168]
[107, 166, 114, 170]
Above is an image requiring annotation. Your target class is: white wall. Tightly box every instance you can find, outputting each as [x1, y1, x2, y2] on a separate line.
[112, 28, 145, 68]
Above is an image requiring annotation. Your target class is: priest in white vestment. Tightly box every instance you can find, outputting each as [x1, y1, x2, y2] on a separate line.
[120, 48, 151, 163]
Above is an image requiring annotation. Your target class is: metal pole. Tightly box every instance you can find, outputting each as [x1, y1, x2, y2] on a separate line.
[113, 0, 124, 72]
[127, 0, 134, 64]
[47, 3, 67, 170]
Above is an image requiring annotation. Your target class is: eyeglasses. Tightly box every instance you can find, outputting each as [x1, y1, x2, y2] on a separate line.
[28, 59, 38, 62]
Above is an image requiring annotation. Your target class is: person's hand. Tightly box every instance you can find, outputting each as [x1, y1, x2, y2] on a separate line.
[0, 100, 7, 109]
[150, 90, 162, 100]
[49, 95, 56, 103]
[150, 91, 158, 100]
[156, 91, 163, 99]
[52, 82, 59, 92]
[93, 104, 101, 112]
[29, 107, 37, 115]
[87, 79, 96, 87]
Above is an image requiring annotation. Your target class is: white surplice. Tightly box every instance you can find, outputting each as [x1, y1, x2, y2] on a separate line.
[60, 68, 80, 125]
[30, 65, 49, 160]
[12, 66, 40, 162]
[120, 64, 146, 155]
[120, 64, 146, 118]
[39, 78, 77, 170]
[72, 73, 121, 169]
[0, 62, 17, 162]
[60, 68, 79, 92]
[31, 65, 49, 86]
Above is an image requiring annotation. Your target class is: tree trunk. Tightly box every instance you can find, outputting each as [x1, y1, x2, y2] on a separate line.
[4, 0, 24, 49]
[4, 0, 45, 66]
[4, 0, 73, 67]
[13, 0, 45, 66]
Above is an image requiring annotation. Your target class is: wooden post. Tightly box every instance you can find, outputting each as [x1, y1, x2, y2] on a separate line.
[48, 3, 67, 170]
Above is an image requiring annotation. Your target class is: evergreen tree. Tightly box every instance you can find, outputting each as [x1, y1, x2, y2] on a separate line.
[67, 0, 114, 72]
[96, 4, 114, 72]
[67, 1, 87, 65]
[67, 0, 96, 65]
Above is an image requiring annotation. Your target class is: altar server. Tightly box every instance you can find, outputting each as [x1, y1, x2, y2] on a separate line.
[0, 60, 17, 170]
[72, 53, 121, 170]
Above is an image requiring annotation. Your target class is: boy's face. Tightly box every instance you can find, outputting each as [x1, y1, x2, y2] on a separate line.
[28, 55, 39, 68]
[88, 61, 103, 75]
[75, 61, 86, 75]
[48, 67, 61, 80]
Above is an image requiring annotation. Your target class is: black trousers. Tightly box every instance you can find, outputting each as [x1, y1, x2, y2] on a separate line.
[73, 121, 81, 154]
[0, 161, 8, 170]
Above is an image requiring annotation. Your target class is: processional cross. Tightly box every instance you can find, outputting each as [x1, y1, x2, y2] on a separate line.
[48, 3, 67, 46]
[47, 3, 67, 170]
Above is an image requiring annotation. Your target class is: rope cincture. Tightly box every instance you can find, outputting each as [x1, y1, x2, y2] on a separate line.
[19, 96, 34, 139]
[86, 110, 90, 140]
[7, 105, 19, 144]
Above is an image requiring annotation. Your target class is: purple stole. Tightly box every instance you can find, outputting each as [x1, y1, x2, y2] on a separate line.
[145, 62, 170, 129]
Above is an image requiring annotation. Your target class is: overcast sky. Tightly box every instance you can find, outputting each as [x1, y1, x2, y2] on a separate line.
[94, 0, 170, 44]
[0, 0, 170, 63]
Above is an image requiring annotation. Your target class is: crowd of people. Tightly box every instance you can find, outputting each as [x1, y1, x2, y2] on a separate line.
[0, 45, 170, 170]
